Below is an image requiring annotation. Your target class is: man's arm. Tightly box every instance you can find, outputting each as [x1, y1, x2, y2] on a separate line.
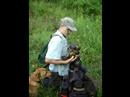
[45, 56, 78, 65]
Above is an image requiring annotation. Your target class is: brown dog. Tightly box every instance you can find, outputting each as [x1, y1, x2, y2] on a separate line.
[29, 67, 52, 97]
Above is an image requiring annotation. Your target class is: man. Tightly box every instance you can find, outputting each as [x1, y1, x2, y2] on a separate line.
[45, 17, 78, 77]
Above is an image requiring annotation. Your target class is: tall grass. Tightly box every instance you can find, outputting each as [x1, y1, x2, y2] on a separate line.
[29, 0, 102, 97]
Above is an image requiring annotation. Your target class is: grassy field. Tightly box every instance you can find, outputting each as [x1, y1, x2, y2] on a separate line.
[29, 0, 102, 97]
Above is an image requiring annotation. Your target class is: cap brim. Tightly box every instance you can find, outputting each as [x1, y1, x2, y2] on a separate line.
[69, 27, 77, 32]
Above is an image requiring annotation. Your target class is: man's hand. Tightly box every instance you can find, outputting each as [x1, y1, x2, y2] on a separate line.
[65, 55, 79, 64]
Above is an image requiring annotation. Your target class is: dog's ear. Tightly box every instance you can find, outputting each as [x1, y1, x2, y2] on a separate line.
[75, 45, 80, 50]
[77, 46, 80, 50]
[35, 70, 42, 81]
[37, 73, 41, 80]
[32, 72, 40, 81]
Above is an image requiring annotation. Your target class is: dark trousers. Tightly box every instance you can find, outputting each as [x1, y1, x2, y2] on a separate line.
[42, 72, 63, 88]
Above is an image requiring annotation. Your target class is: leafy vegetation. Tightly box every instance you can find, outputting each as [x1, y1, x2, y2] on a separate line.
[29, 0, 102, 97]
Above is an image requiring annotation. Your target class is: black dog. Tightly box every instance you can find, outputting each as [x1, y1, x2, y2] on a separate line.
[60, 44, 97, 97]
[62, 44, 86, 72]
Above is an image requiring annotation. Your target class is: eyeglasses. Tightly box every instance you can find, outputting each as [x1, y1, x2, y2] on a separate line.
[67, 28, 72, 33]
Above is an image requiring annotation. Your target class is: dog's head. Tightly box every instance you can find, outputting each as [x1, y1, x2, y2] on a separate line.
[69, 70, 84, 83]
[68, 44, 80, 57]
[61, 43, 81, 71]
[62, 44, 80, 60]
[36, 67, 52, 79]
[30, 67, 51, 82]
[68, 44, 82, 70]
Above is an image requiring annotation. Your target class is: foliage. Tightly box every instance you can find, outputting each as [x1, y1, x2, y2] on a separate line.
[29, 0, 102, 97]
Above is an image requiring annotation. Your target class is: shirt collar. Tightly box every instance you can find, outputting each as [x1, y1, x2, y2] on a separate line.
[54, 30, 66, 39]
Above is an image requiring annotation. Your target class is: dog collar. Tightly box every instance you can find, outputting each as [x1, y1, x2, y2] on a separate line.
[73, 87, 85, 91]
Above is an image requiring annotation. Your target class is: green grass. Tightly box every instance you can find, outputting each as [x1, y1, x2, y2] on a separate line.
[29, 0, 102, 97]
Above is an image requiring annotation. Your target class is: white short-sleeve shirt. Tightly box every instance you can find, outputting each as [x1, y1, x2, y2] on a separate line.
[45, 30, 69, 76]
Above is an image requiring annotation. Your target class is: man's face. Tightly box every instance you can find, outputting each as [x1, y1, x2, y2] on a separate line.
[60, 25, 73, 37]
